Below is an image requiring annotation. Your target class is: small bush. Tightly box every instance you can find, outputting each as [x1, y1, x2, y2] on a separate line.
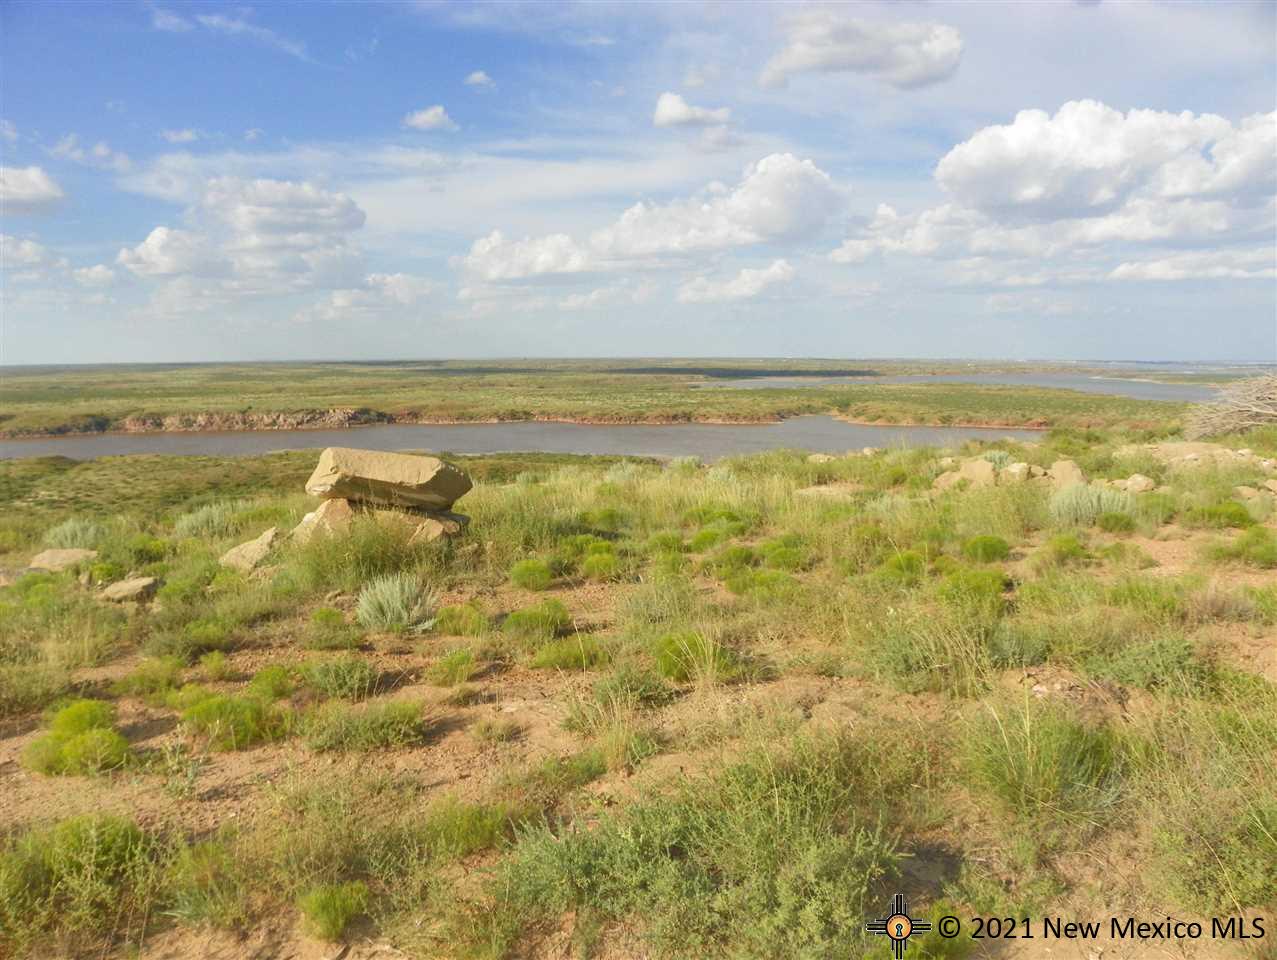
[1050, 484, 1134, 527]
[1086, 634, 1212, 691]
[502, 599, 572, 645]
[181, 695, 288, 750]
[581, 553, 620, 581]
[355, 572, 435, 633]
[472, 714, 521, 743]
[531, 634, 607, 670]
[876, 550, 927, 585]
[1033, 533, 1089, 570]
[173, 501, 243, 539]
[1097, 512, 1136, 534]
[961, 535, 1010, 563]
[297, 881, 368, 941]
[426, 648, 476, 686]
[592, 663, 673, 709]
[199, 651, 231, 681]
[435, 603, 489, 636]
[42, 517, 106, 550]
[652, 631, 739, 684]
[302, 701, 425, 752]
[306, 607, 361, 650]
[22, 700, 130, 776]
[510, 559, 554, 591]
[113, 657, 183, 701]
[1207, 527, 1277, 568]
[1183, 501, 1254, 529]
[300, 656, 379, 700]
[246, 664, 296, 700]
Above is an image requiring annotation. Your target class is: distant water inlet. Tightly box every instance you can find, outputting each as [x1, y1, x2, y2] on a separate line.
[0, 416, 1042, 462]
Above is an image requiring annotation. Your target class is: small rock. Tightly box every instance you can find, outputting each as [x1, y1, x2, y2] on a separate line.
[806, 453, 836, 464]
[28, 548, 97, 572]
[1049, 459, 1086, 489]
[861, 447, 878, 456]
[938, 457, 957, 469]
[1000, 462, 1031, 483]
[101, 576, 159, 603]
[932, 471, 962, 492]
[291, 497, 355, 544]
[1237, 448, 1253, 457]
[958, 458, 997, 488]
[219, 527, 278, 573]
[1124, 474, 1156, 494]
[1264, 479, 1277, 495]
[1028, 464, 1047, 478]
[1234, 485, 1261, 501]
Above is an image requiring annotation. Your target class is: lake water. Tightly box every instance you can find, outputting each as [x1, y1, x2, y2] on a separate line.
[0, 416, 1041, 462]
[698, 372, 1219, 402]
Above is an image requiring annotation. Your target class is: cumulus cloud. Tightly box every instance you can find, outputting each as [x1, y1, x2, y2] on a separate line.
[1110, 248, 1276, 281]
[293, 272, 436, 323]
[160, 129, 200, 144]
[1, 120, 17, 143]
[0, 165, 65, 214]
[194, 14, 307, 59]
[203, 177, 366, 236]
[652, 92, 731, 127]
[464, 70, 495, 89]
[461, 230, 591, 281]
[117, 227, 228, 278]
[150, 6, 192, 32]
[50, 134, 132, 173]
[402, 105, 458, 131]
[559, 280, 654, 310]
[677, 258, 794, 303]
[761, 13, 962, 89]
[73, 264, 117, 287]
[0, 233, 63, 270]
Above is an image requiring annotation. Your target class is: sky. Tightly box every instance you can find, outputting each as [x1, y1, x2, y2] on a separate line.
[1, 0, 1275, 365]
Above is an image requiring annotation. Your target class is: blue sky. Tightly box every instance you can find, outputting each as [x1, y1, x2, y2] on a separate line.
[1, 0, 1274, 364]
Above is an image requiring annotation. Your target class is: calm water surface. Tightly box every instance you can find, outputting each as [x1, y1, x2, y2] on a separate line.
[0, 416, 1040, 462]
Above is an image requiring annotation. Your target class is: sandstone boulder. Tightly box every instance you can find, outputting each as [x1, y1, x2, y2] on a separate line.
[305, 448, 472, 510]
[1234, 485, 1261, 501]
[958, 458, 997, 488]
[1265, 479, 1277, 495]
[28, 548, 97, 572]
[219, 527, 278, 572]
[1000, 462, 1031, 483]
[408, 512, 470, 545]
[102, 576, 158, 603]
[1049, 460, 1086, 489]
[806, 453, 836, 464]
[1124, 474, 1156, 494]
[291, 497, 356, 544]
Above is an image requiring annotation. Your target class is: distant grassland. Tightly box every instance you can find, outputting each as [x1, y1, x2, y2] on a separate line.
[0, 360, 1189, 435]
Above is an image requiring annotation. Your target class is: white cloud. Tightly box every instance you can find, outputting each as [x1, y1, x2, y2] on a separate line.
[761, 13, 962, 89]
[193, 14, 308, 60]
[402, 105, 458, 131]
[682, 64, 720, 89]
[559, 280, 654, 310]
[244, 128, 264, 142]
[160, 129, 201, 144]
[677, 258, 794, 303]
[462, 230, 591, 281]
[0, 234, 61, 269]
[51, 134, 132, 173]
[0, 165, 65, 214]
[1110, 248, 1276, 281]
[653, 92, 731, 128]
[117, 227, 228, 278]
[1, 120, 17, 143]
[293, 272, 436, 323]
[203, 177, 366, 236]
[150, 6, 192, 32]
[591, 153, 837, 257]
[73, 264, 117, 287]
[464, 70, 495, 89]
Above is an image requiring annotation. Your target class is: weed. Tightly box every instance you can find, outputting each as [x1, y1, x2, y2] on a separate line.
[22, 699, 131, 776]
[510, 558, 554, 591]
[113, 656, 184, 701]
[300, 655, 379, 700]
[246, 664, 296, 700]
[1097, 512, 1136, 534]
[531, 634, 608, 670]
[962, 535, 1010, 562]
[1049, 484, 1134, 527]
[472, 714, 521, 743]
[1183, 500, 1254, 529]
[200, 650, 232, 681]
[355, 572, 435, 633]
[426, 648, 476, 686]
[307, 607, 361, 650]
[298, 881, 368, 941]
[652, 630, 739, 684]
[182, 695, 289, 750]
[434, 602, 489, 636]
[303, 701, 425, 752]
[1207, 527, 1277, 568]
[502, 599, 572, 646]
[581, 552, 620, 581]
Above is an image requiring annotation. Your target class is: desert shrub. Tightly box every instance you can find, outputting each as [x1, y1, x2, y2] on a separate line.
[298, 881, 368, 941]
[502, 599, 572, 645]
[581, 553, 620, 581]
[246, 664, 296, 700]
[42, 517, 106, 550]
[355, 572, 435, 633]
[199, 650, 231, 681]
[290, 516, 427, 592]
[961, 535, 1010, 562]
[531, 634, 608, 670]
[173, 501, 245, 539]
[591, 663, 674, 709]
[302, 701, 425, 752]
[725, 569, 799, 602]
[1206, 527, 1277, 568]
[1049, 484, 1134, 527]
[426, 648, 476, 686]
[1086, 634, 1212, 692]
[644, 531, 685, 554]
[434, 602, 489, 636]
[1134, 491, 1178, 525]
[1032, 533, 1089, 570]
[472, 714, 522, 743]
[510, 558, 554, 591]
[937, 567, 1010, 620]
[652, 631, 739, 684]
[965, 701, 1122, 821]
[22, 700, 130, 776]
[1097, 512, 1136, 534]
[304, 607, 360, 650]
[875, 549, 927, 585]
[113, 657, 183, 701]
[864, 608, 992, 696]
[181, 695, 289, 750]
[1183, 501, 1253, 529]
[300, 655, 379, 700]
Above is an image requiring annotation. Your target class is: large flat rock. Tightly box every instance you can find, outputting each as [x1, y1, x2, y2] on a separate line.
[28, 548, 98, 572]
[304, 447, 472, 510]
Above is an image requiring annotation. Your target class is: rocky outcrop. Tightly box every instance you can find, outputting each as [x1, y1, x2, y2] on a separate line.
[119, 408, 393, 434]
[28, 548, 97, 572]
[1049, 460, 1086, 489]
[101, 576, 158, 603]
[305, 448, 472, 511]
[806, 453, 836, 464]
[291, 497, 357, 544]
[219, 527, 278, 572]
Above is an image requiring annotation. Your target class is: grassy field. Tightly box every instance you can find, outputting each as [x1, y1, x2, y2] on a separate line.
[0, 360, 1199, 435]
[1, 424, 1274, 959]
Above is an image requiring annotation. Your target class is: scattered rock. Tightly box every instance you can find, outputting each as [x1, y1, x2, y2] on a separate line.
[408, 513, 469, 545]
[219, 527, 278, 572]
[1000, 462, 1031, 483]
[1264, 479, 1277, 495]
[806, 453, 836, 464]
[861, 447, 879, 456]
[101, 576, 159, 603]
[305, 447, 472, 510]
[27, 548, 97, 572]
[1234, 485, 1262, 501]
[937, 457, 957, 469]
[291, 497, 356, 544]
[958, 458, 997, 488]
[1049, 459, 1086, 489]
[1124, 474, 1156, 494]
[1028, 464, 1047, 478]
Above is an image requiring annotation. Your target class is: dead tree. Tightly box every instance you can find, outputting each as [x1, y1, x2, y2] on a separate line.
[1186, 374, 1277, 438]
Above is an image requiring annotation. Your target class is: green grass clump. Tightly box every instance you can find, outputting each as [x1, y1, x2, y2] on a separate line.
[434, 602, 489, 636]
[22, 700, 131, 776]
[291, 516, 427, 592]
[306, 607, 361, 650]
[875, 549, 927, 585]
[181, 695, 289, 750]
[1032, 533, 1089, 570]
[510, 558, 554, 591]
[42, 517, 106, 549]
[966, 701, 1122, 822]
[113, 657, 184, 701]
[164, 839, 248, 929]
[0, 814, 158, 954]
[300, 655, 379, 700]
[1183, 500, 1254, 529]
[302, 701, 425, 752]
[1207, 527, 1277, 568]
[581, 552, 620, 581]
[1085, 634, 1212, 692]
[199, 650, 231, 681]
[652, 631, 739, 684]
[426, 648, 476, 686]
[173, 500, 244, 539]
[246, 664, 296, 700]
[961, 535, 1010, 562]
[1049, 484, 1133, 527]
[355, 572, 435, 633]
[502, 599, 572, 645]
[1097, 512, 1136, 534]
[297, 881, 368, 941]
[531, 634, 608, 670]
[937, 567, 1010, 620]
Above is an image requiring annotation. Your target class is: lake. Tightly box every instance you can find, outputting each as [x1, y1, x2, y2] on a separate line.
[0, 416, 1041, 462]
